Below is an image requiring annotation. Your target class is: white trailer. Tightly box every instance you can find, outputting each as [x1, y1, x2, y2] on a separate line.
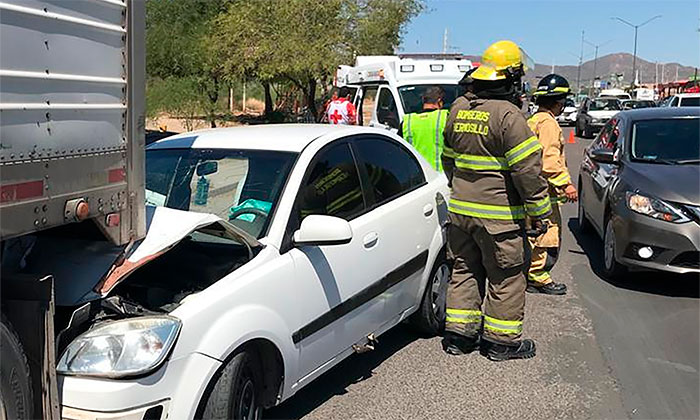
[335, 54, 472, 132]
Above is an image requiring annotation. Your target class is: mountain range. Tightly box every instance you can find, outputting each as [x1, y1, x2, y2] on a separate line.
[466, 52, 698, 87]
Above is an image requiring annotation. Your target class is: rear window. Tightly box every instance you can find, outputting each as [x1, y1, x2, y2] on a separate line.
[679, 97, 700, 107]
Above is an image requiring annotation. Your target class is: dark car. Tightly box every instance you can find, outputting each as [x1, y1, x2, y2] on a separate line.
[575, 97, 622, 138]
[621, 99, 656, 110]
[578, 107, 700, 278]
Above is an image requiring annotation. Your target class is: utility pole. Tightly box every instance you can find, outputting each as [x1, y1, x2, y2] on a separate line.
[583, 38, 610, 95]
[612, 15, 662, 87]
[576, 30, 584, 95]
[442, 28, 448, 54]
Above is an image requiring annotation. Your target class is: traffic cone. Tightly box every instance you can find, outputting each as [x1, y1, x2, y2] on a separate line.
[567, 130, 576, 144]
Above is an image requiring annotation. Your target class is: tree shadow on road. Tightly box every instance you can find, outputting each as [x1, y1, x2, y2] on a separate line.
[265, 324, 423, 420]
[567, 218, 699, 299]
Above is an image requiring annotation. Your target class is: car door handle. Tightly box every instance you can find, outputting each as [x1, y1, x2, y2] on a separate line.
[363, 232, 379, 249]
[423, 204, 434, 217]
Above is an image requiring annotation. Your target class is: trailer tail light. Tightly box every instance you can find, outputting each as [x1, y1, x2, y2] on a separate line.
[400, 65, 414, 72]
[430, 64, 444, 72]
[105, 212, 120, 227]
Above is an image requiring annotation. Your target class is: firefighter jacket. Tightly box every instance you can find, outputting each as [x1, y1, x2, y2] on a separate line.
[527, 111, 572, 201]
[400, 109, 448, 172]
[441, 93, 551, 233]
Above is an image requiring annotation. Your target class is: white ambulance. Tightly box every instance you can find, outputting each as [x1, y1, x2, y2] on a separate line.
[335, 54, 473, 132]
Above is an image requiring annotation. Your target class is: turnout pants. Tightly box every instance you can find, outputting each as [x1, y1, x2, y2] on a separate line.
[445, 213, 529, 344]
[527, 203, 562, 285]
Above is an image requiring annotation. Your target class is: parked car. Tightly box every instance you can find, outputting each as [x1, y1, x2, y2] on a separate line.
[57, 125, 451, 419]
[575, 97, 622, 138]
[555, 98, 578, 126]
[578, 107, 700, 278]
[660, 92, 700, 107]
[621, 99, 656, 110]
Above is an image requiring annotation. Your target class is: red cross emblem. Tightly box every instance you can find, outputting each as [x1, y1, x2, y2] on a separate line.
[329, 109, 342, 124]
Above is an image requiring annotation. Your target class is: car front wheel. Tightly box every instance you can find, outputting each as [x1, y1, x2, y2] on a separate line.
[410, 252, 449, 335]
[198, 350, 263, 420]
[603, 218, 627, 279]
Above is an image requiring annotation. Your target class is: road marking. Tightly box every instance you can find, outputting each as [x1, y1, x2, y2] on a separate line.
[647, 357, 698, 374]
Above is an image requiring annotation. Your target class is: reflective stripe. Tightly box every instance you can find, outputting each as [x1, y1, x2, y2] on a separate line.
[446, 308, 482, 324]
[505, 136, 541, 166]
[454, 154, 509, 171]
[548, 172, 571, 186]
[532, 86, 570, 95]
[550, 196, 568, 204]
[435, 110, 443, 170]
[328, 189, 362, 214]
[553, 86, 570, 93]
[406, 114, 413, 145]
[528, 270, 551, 282]
[483, 315, 523, 335]
[449, 198, 525, 220]
[525, 197, 552, 217]
[442, 146, 455, 158]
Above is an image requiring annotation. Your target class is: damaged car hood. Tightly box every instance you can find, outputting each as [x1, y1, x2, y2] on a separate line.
[94, 206, 261, 296]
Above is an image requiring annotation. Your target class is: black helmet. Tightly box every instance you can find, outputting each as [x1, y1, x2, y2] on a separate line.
[533, 74, 570, 97]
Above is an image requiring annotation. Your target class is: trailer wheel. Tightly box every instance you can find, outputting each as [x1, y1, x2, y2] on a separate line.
[0, 315, 33, 420]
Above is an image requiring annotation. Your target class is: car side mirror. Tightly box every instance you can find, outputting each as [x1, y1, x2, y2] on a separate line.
[293, 215, 352, 246]
[590, 148, 618, 164]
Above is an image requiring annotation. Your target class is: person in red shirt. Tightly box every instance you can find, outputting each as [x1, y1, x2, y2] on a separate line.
[326, 87, 357, 125]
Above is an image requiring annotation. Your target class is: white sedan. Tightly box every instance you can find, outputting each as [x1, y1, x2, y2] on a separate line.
[58, 124, 450, 419]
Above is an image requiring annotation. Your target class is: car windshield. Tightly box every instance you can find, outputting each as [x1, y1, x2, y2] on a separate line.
[680, 97, 700, 107]
[146, 148, 297, 238]
[590, 98, 621, 111]
[631, 118, 700, 163]
[398, 84, 465, 114]
[565, 99, 575, 108]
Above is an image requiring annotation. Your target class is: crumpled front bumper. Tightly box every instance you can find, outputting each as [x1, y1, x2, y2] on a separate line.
[59, 352, 221, 420]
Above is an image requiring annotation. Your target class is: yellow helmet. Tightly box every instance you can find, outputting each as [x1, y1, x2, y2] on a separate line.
[472, 40, 534, 81]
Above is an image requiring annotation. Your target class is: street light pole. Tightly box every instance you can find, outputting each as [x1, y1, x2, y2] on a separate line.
[612, 15, 662, 87]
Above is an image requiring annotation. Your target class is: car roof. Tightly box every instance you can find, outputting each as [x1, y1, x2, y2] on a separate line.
[675, 93, 700, 98]
[618, 106, 700, 121]
[147, 124, 381, 153]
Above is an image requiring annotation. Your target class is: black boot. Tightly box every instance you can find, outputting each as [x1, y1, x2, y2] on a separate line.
[481, 338, 536, 361]
[526, 281, 567, 295]
[441, 332, 480, 356]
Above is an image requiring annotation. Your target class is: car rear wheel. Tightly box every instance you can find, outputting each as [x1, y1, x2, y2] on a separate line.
[577, 181, 593, 234]
[198, 350, 263, 420]
[410, 252, 449, 336]
[603, 218, 627, 278]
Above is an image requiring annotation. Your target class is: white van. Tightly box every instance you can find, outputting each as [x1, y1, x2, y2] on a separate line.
[598, 88, 632, 100]
[336, 54, 473, 132]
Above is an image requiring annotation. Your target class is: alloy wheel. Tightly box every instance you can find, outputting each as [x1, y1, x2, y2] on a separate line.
[604, 220, 616, 270]
[431, 263, 450, 321]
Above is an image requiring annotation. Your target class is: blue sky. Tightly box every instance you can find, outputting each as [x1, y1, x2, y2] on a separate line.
[401, 0, 700, 67]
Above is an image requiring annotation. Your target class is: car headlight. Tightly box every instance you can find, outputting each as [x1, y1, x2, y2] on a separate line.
[626, 192, 689, 223]
[591, 117, 599, 123]
[57, 316, 181, 378]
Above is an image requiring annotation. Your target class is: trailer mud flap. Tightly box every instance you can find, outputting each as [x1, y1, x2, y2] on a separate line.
[1, 274, 60, 419]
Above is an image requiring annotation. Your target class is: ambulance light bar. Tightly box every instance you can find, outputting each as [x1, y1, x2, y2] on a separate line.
[430, 64, 444, 72]
[458, 65, 470, 72]
[400, 65, 415, 72]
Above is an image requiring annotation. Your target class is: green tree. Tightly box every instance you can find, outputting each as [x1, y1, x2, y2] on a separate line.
[146, 0, 232, 127]
[214, 0, 424, 119]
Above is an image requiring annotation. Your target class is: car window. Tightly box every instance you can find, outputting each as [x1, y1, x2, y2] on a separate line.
[679, 97, 700, 107]
[352, 137, 426, 207]
[297, 142, 364, 221]
[590, 98, 621, 111]
[376, 87, 400, 129]
[596, 119, 619, 149]
[631, 118, 699, 162]
[670, 96, 679, 106]
[359, 86, 378, 126]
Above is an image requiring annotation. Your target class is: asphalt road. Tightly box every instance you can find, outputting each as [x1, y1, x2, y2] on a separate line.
[267, 127, 699, 420]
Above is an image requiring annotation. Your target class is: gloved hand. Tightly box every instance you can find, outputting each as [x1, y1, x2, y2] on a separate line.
[526, 218, 549, 237]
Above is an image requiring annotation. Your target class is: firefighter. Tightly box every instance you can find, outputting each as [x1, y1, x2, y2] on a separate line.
[398, 86, 448, 171]
[326, 86, 357, 125]
[526, 74, 578, 295]
[441, 40, 551, 361]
